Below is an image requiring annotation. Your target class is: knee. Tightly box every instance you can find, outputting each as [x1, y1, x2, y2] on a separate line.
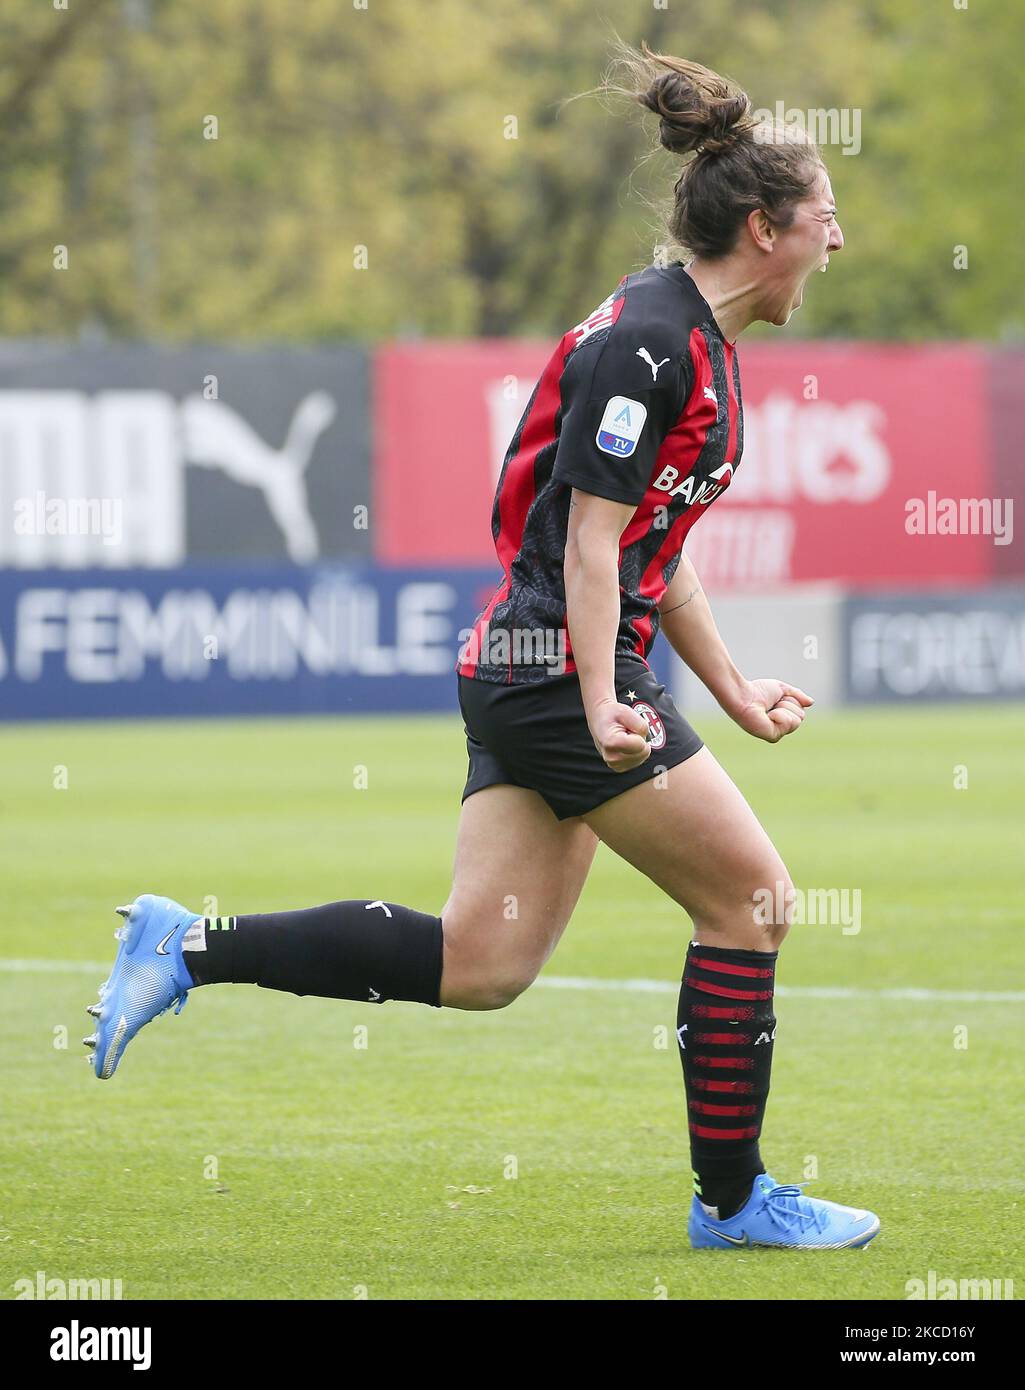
[443, 968, 536, 1011]
[751, 862, 795, 950]
[440, 934, 538, 1010]
[695, 859, 795, 952]
[438, 906, 543, 1010]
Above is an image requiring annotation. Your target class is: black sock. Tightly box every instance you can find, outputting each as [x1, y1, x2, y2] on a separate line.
[182, 902, 444, 1007]
[677, 940, 779, 1219]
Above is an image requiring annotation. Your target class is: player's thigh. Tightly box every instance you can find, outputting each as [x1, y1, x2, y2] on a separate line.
[581, 746, 791, 949]
[440, 783, 598, 1009]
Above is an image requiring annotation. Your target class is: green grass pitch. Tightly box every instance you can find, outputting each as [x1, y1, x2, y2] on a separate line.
[1, 705, 1022, 1301]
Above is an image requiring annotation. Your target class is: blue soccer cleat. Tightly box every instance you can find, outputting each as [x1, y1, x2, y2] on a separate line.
[84, 895, 198, 1079]
[689, 1173, 881, 1250]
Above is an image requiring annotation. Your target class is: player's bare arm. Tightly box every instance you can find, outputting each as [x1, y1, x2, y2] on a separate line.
[657, 554, 813, 743]
[565, 487, 651, 771]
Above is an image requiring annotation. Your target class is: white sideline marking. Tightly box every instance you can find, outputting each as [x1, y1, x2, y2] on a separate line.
[539, 978, 1018, 1000]
[0, 958, 1022, 1003]
[538, 976, 1025, 1003]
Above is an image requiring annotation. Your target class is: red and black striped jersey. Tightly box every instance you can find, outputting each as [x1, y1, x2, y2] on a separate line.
[457, 260, 743, 684]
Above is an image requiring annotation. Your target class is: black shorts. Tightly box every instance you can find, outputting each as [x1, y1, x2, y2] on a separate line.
[457, 656, 704, 821]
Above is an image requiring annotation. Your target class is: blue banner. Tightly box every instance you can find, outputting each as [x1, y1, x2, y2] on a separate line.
[843, 586, 1025, 701]
[0, 564, 671, 721]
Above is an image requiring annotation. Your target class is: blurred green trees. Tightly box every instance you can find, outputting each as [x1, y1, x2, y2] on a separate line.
[1, 0, 1020, 342]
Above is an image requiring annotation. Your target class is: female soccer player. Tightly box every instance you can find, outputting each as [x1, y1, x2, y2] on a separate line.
[86, 44, 879, 1250]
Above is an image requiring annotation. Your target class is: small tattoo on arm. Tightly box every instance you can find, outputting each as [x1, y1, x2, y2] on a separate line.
[660, 587, 700, 617]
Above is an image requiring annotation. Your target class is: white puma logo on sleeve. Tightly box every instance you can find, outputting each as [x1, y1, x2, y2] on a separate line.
[636, 347, 671, 382]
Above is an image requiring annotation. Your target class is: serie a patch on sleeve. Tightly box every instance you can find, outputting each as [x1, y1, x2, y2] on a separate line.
[595, 396, 647, 458]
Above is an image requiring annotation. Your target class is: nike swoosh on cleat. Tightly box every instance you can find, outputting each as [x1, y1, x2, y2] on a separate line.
[706, 1227, 750, 1246]
[155, 929, 177, 956]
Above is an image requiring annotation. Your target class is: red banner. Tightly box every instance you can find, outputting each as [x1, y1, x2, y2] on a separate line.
[374, 340, 998, 589]
[374, 341, 548, 567]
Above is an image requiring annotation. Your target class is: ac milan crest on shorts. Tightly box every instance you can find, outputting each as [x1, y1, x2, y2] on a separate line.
[458, 656, 702, 820]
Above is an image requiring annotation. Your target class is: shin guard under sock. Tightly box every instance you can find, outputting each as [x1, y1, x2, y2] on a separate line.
[182, 901, 444, 1007]
[677, 939, 778, 1218]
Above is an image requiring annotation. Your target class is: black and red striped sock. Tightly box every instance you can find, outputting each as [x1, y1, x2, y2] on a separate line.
[677, 940, 778, 1219]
